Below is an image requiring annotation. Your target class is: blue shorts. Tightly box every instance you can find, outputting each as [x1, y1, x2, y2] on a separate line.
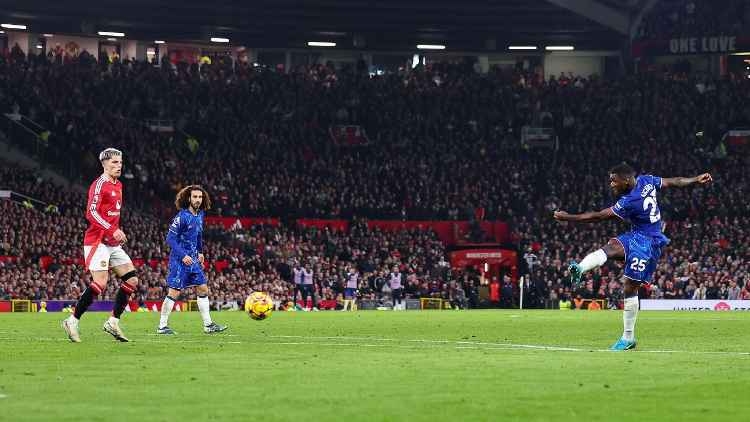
[166, 263, 206, 290]
[615, 232, 668, 283]
[344, 288, 357, 298]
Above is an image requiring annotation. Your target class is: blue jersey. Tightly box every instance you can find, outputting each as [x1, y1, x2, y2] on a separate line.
[166, 209, 204, 262]
[611, 174, 668, 241]
[611, 174, 670, 283]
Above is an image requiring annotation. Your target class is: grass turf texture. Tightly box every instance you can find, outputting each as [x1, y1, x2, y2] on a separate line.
[0, 310, 748, 422]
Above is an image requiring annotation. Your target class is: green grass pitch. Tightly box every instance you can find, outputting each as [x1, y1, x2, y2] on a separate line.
[0, 310, 748, 422]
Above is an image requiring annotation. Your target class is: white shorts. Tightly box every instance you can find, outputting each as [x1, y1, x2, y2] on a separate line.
[83, 244, 133, 272]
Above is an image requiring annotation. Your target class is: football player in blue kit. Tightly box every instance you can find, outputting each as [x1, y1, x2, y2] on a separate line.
[554, 163, 712, 350]
[158, 185, 227, 335]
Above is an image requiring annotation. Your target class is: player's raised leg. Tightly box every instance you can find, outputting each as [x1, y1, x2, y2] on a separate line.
[104, 260, 139, 342]
[196, 283, 227, 333]
[568, 239, 624, 286]
[157, 287, 180, 335]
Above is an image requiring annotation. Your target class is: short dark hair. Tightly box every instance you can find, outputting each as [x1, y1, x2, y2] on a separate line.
[609, 162, 636, 178]
[175, 185, 212, 211]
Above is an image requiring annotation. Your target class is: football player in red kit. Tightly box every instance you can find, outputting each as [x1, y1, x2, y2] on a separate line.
[62, 148, 140, 342]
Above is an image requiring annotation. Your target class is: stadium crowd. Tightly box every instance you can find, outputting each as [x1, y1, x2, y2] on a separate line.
[2, 49, 750, 309]
[0, 162, 452, 308]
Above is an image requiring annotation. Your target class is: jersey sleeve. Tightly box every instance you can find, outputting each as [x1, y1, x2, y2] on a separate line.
[166, 213, 188, 258]
[648, 174, 663, 191]
[86, 181, 114, 233]
[611, 198, 630, 220]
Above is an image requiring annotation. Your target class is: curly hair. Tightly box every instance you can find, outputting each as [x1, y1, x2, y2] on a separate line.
[174, 185, 212, 211]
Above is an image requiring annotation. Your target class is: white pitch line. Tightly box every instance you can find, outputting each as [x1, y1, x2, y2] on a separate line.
[272, 335, 581, 351]
[2, 333, 748, 356]
[455, 341, 583, 352]
[266, 334, 750, 356]
[0, 394, 7, 399]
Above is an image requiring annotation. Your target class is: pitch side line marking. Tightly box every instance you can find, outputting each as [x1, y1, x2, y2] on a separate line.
[3, 335, 749, 355]
[267, 335, 750, 355]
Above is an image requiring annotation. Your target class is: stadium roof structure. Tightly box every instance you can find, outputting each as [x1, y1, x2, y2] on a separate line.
[0, 0, 654, 51]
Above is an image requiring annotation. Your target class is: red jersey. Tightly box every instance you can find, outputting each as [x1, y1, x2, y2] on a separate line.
[83, 175, 123, 246]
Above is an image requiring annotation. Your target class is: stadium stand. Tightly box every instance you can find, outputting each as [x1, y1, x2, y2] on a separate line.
[2, 50, 749, 309]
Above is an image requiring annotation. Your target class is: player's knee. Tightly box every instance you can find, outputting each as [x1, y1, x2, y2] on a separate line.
[623, 280, 639, 296]
[90, 272, 109, 289]
[603, 241, 623, 258]
[119, 270, 138, 294]
[91, 279, 107, 290]
[196, 284, 209, 296]
[89, 282, 104, 296]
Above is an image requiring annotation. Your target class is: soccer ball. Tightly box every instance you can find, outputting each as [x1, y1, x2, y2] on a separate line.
[245, 292, 274, 320]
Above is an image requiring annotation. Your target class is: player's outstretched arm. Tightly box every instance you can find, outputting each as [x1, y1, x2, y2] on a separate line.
[553, 207, 616, 223]
[660, 173, 712, 188]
